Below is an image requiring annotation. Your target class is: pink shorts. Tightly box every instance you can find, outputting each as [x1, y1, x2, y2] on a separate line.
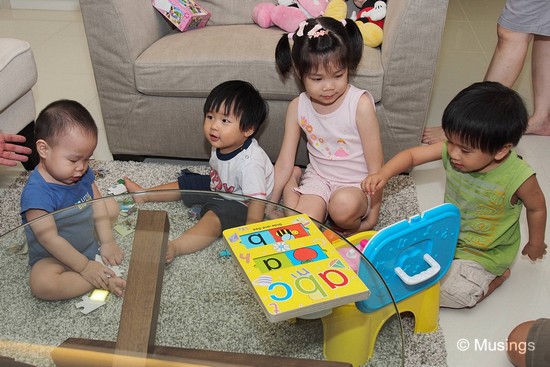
[294, 167, 371, 219]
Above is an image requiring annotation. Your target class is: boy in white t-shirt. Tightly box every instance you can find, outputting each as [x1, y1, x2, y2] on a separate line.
[124, 80, 274, 263]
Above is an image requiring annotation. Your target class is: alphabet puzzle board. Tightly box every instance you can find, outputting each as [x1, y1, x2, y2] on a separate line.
[223, 214, 370, 322]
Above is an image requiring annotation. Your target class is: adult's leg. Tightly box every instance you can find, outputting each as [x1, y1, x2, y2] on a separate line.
[422, 25, 533, 144]
[484, 25, 532, 86]
[525, 35, 550, 135]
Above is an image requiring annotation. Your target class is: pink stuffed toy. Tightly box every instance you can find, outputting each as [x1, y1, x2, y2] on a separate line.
[253, 0, 329, 33]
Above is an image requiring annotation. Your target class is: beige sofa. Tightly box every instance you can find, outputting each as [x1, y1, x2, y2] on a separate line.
[80, 0, 449, 165]
[0, 38, 39, 170]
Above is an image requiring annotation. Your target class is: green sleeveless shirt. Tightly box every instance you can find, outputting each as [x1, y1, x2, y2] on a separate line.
[442, 143, 534, 276]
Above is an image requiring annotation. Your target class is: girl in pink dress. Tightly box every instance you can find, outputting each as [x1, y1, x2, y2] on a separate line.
[272, 17, 384, 234]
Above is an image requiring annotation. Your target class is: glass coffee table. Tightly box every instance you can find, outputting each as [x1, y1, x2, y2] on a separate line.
[0, 190, 404, 367]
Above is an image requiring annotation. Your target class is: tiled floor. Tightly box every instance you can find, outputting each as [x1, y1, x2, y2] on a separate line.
[0, 1, 548, 366]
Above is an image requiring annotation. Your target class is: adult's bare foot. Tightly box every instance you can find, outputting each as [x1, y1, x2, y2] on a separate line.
[421, 126, 446, 144]
[525, 120, 550, 136]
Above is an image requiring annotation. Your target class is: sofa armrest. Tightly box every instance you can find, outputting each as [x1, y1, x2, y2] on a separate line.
[378, 0, 449, 160]
[80, 0, 175, 138]
[79, 0, 172, 99]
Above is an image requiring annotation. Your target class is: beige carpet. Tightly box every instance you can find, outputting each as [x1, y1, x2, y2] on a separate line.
[0, 160, 447, 367]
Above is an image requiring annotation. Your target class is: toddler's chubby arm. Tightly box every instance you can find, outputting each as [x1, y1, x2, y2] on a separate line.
[92, 183, 124, 266]
[516, 175, 548, 261]
[362, 142, 445, 195]
[25, 209, 116, 290]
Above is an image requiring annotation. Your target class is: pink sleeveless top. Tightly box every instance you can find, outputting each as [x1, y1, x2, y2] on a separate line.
[298, 85, 375, 184]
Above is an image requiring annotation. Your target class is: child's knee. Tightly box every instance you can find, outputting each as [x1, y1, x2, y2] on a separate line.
[30, 274, 58, 300]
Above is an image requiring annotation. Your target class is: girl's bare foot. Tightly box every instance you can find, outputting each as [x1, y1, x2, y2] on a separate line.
[421, 126, 446, 144]
[107, 276, 126, 297]
[337, 218, 375, 237]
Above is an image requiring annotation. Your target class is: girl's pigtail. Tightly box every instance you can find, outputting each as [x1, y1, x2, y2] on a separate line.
[275, 33, 293, 78]
[343, 18, 364, 72]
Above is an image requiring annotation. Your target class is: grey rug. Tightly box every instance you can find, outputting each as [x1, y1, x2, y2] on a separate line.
[0, 160, 447, 367]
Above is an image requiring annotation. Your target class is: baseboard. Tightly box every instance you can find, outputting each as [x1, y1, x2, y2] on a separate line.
[9, 0, 79, 11]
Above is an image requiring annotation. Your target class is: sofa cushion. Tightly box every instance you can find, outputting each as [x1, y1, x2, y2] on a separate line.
[134, 24, 383, 102]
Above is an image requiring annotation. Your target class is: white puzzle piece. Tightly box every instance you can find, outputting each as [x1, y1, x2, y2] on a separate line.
[107, 183, 127, 196]
[76, 294, 106, 314]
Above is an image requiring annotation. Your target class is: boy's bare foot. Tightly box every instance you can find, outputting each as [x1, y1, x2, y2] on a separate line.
[478, 268, 511, 304]
[165, 240, 184, 264]
[123, 176, 147, 203]
[421, 126, 446, 144]
[107, 276, 126, 297]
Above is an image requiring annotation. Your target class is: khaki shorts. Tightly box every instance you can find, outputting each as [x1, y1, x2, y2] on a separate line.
[526, 318, 550, 367]
[439, 259, 496, 308]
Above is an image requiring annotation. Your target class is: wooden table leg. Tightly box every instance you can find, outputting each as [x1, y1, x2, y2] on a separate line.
[113, 210, 169, 366]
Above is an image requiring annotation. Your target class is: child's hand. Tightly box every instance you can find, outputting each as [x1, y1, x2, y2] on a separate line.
[361, 174, 387, 195]
[80, 260, 116, 290]
[100, 242, 124, 266]
[522, 241, 548, 261]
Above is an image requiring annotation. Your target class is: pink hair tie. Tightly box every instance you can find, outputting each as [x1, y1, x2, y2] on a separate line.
[288, 32, 295, 40]
[341, 19, 347, 26]
[307, 24, 328, 38]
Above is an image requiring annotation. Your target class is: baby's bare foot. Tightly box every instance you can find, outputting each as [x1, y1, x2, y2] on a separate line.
[108, 276, 126, 297]
[421, 126, 446, 145]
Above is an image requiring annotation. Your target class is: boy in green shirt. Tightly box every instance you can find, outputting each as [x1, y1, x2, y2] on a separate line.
[362, 81, 547, 308]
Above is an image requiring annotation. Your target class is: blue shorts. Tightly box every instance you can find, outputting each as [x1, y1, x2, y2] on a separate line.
[177, 169, 248, 230]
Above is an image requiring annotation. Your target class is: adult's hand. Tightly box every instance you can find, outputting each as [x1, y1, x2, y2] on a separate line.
[0, 132, 32, 166]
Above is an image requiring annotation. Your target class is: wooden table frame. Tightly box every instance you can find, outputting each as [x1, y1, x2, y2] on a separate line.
[50, 210, 350, 367]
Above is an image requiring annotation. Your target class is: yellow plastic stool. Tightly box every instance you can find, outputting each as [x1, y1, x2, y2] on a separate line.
[322, 282, 441, 367]
[322, 204, 460, 366]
